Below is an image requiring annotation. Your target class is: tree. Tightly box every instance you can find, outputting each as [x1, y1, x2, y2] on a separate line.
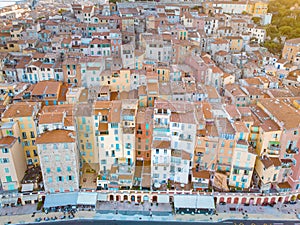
[252, 17, 261, 25]
[279, 26, 293, 36]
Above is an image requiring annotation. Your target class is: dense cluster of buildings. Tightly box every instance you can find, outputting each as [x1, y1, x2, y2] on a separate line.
[0, 0, 299, 200]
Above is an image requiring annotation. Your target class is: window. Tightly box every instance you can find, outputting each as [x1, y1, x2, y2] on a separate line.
[2, 148, 8, 153]
[6, 176, 12, 182]
[68, 175, 73, 181]
[233, 169, 239, 174]
[48, 177, 53, 183]
[46, 168, 51, 173]
[55, 155, 60, 161]
[22, 132, 27, 139]
[57, 167, 62, 172]
[57, 176, 63, 182]
[4, 168, 9, 173]
[0, 158, 9, 163]
[53, 144, 58, 149]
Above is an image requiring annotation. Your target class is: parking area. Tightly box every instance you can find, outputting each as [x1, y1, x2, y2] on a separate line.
[0, 204, 38, 216]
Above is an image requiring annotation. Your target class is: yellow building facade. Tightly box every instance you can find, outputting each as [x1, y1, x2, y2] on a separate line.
[2, 102, 40, 166]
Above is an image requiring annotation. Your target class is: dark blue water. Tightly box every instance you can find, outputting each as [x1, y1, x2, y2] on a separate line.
[18, 219, 300, 225]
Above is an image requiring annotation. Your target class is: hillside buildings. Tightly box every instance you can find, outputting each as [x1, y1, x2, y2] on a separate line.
[0, 0, 300, 199]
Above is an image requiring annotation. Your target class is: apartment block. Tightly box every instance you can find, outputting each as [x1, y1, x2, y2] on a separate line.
[2, 102, 40, 166]
[36, 130, 80, 193]
[0, 136, 26, 191]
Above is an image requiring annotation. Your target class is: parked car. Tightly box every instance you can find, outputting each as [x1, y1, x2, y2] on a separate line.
[290, 200, 297, 204]
[219, 202, 226, 205]
[35, 218, 42, 222]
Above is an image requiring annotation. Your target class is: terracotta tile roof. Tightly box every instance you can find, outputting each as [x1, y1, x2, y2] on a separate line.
[0, 136, 16, 147]
[2, 102, 38, 118]
[90, 38, 110, 45]
[39, 112, 64, 124]
[152, 140, 170, 149]
[192, 168, 210, 179]
[64, 116, 74, 127]
[31, 81, 61, 96]
[42, 104, 73, 116]
[277, 182, 291, 189]
[285, 38, 300, 45]
[36, 129, 75, 144]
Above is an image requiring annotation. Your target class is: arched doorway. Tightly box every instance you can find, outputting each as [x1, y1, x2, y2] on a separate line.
[278, 197, 283, 202]
[297, 194, 300, 200]
[124, 195, 128, 201]
[116, 195, 120, 201]
[284, 196, 289, 203]
[291, 195, 296, 201]
[152, 195, 158, 202]
[263, 197, 269, 204]
[234, 197, 239, 204]
[270, 197, 276, 203]
[241, 197, 247, 204]
[249, 198, 254, 205]
[143, 195, 149, 202]
[227, 197, 232, 204]
[109, 195, 114, 201]
[214, 197, 217, 203]
[137, 196, 141, 203]
[169, 196, 174, 203]
[131, 195, 135, 202]
[256, 198, 261, 205]
[220, 197, 225, 203]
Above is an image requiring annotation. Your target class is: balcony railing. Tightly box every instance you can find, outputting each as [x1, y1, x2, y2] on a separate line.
[286, 147, 299, 154]
[269, 145, 281, 151]
[179, 136, 193, 142]
[154, 123, 169, 128]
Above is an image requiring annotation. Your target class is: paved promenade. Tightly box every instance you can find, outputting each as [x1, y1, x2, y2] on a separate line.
[0, 201, 299, 225]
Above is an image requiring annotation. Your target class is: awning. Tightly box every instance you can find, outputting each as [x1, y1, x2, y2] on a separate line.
[157, 194, 169, 203]
[174, 195, 215, 209]
[44, 192, 78, 208]
[97, 193, 108, 201]
[21, 183, 34, 192]
[77, 192, 97, 206]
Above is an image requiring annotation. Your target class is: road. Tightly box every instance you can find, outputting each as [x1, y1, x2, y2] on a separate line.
[19, 219, 300, 225]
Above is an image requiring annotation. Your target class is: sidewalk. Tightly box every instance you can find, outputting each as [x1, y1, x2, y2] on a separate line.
[0, 203, 299, 224]
[0, 210, 96, 224]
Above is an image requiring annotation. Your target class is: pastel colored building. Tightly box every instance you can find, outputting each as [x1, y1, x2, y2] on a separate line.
[0, 136, 26, 191]
[2, 102, 40, 166]
[36, 130, 80, 193]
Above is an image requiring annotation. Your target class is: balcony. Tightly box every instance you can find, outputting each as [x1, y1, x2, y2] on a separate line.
[155, 109, 169, 115]
[154, 123, 169, 129]
[196, 152, 204, 157]
[286, 147, 299, 154]
[179, 135, 193, 142]
[269, 145, 281, 151]
[281, 163, 292, 168]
